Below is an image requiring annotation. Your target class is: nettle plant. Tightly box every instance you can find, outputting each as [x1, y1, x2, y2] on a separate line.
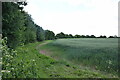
[1, 37, 17, 78]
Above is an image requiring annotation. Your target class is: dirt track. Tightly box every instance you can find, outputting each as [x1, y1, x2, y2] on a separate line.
[36, 41, 52, 57]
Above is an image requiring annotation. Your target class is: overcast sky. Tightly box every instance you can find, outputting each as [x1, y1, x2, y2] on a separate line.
[24, 0, 119, 36]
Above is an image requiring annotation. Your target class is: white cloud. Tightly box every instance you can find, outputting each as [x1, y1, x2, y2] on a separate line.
[24, 0, 119, 36]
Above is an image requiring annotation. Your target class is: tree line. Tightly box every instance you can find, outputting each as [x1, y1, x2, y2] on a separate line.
[2, 2, 118, 49]
[56, 32, 118, 39]
[2, 2, 55, 49]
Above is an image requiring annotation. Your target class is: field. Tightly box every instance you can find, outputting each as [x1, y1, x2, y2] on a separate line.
[2, 38, 119, 78]
[40, 38, 118, 76]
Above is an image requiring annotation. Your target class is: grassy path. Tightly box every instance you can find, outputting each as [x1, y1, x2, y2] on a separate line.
[36, 41, 53, 57]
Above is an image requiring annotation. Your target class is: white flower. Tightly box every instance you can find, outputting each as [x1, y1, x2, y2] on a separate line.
[32, 59, 35, 62]
[6, 63, 9, 66]
[1, 70, 10, 73]
[7, 71, 10, 73]
[108, 60, 112, 64]
[10, 56, 13, 58]
[6, 55, 10, 57]
[13, 51, 17, 53]
[106, 60, 112, 65]
[1, 70, 5, 72]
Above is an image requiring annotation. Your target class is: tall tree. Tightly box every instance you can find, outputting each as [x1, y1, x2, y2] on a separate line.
[2, 2, 26, 48]
[45, 30, 55, 40]
[24, 13, 37, 43]
[56, 32, 65, 39]
[36, 25, 45, 41]
[74, 35, 81, 38]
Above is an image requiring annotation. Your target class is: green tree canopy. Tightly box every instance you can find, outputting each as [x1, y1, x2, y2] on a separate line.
[2, 2, 26, 48]
[36, 25, 45, 41]
[45, 30, 55, 40]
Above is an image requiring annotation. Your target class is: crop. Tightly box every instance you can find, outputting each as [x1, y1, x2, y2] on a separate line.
[41, 38, 118, 75]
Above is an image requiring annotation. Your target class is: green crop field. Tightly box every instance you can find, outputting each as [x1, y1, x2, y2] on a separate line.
[40, 38, 118, 76]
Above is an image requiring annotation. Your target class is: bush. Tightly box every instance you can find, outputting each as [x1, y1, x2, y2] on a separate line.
[1, 37, 17, 78]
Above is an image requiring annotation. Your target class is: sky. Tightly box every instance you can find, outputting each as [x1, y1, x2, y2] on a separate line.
[24, 0, 119, 37]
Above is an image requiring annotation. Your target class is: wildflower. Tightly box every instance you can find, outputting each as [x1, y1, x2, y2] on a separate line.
[35, 63, 36, 65]
[10, 56, 13, 58]
[106, 60, 112, 65]
[6, 63, 10, 66]
[108, 60, 112, 64]
[13, 50, 17, 53]
[6, 55, 10, 57]
[1, 70, 10, 73]
[32, 59, 35, 62]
